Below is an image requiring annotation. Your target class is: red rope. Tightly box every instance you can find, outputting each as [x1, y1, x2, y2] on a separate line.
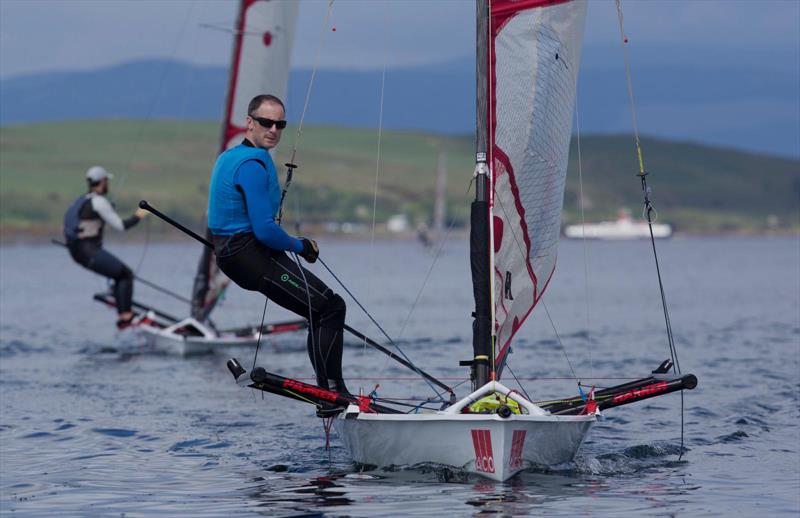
[323, 417, 334, 450]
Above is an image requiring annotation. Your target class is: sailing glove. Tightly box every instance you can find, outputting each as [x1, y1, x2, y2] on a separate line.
[299, 238, 319, 263]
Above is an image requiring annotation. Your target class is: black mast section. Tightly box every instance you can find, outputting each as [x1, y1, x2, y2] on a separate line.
[470, 0, 493, 389]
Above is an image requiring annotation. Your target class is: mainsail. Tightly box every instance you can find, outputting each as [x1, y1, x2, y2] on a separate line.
[191, 0, 298, 321]
[487, 0, 587, 376]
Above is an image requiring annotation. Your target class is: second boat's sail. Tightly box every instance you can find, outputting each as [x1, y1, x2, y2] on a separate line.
[489, 0, 587, 375]
[192, 0, 298, 322]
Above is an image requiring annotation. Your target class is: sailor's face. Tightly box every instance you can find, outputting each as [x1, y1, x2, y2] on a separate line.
[99, 178, 109, 194]
[247, 101, 284, 150]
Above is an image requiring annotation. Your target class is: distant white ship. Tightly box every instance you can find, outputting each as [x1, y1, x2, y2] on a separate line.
[564, 209, 672, 240]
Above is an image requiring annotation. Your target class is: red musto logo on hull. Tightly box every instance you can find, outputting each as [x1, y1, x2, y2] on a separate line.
[509, 430, 527, 469]
[471, 429, 495, 473]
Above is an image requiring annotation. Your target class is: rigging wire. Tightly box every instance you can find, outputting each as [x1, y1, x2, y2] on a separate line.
[394, 178, 475, 343]
[365, 8, 389, 356]
[120, 1, 198, 277]
[540, 300, 579, 382]
[614, 0, 684, 458]
[574, 88, 594, 380]
[370, 178, 475, 399]
[316, 257, 445, 401]
[614, 0, 680, 374]
[251, 295, 270, 371]
[505, 363, 533, 402]
[286, 0, 336, 167]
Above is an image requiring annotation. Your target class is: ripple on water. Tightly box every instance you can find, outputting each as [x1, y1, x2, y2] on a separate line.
[716, 430, 749, 443]
[21, 431, 55, 439]
[0, 339, 52, 357]
[169, 438, 212, 451]
[92, 428, 137, 438]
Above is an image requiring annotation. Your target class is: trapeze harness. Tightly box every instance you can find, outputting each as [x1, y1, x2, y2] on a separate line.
[63, 193, 140, 314]
[207, 139, 348, 394]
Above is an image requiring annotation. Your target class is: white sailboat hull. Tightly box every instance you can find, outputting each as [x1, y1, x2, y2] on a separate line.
[137, 317, 262, 357]
[334, 382, 596, 482]
[564, 220, 672, 240]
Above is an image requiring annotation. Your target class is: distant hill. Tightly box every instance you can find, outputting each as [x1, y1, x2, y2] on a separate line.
[1, 53, 798, 159]
[0, 120, 797, 238]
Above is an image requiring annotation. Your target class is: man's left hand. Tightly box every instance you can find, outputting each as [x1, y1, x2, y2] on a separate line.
[299, 238, 319, 263]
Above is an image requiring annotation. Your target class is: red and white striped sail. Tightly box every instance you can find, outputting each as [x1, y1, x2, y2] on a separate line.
[489, 0, 586, 374]
[192, 0, 297, 322]
[220, 0, 298, 152]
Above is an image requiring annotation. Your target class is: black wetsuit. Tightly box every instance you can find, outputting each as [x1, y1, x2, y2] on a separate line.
[64, 194, 139, 315]
[214, 233, 347, 391]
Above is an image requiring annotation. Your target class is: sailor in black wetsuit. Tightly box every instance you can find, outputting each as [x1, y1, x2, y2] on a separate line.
[207, 94, 350, 396]
[63, 166, 147, 329]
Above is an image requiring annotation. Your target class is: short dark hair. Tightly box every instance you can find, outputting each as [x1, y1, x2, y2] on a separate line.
[248, 94, 285, 116]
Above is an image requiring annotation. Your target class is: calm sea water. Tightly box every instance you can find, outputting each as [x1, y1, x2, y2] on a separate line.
[1, 237, 798, 516]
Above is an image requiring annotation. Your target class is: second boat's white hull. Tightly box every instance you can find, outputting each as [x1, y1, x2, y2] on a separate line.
[139, 326, 260, 356]
[334, 382, 596, 482]
[136, 317, 261, 357]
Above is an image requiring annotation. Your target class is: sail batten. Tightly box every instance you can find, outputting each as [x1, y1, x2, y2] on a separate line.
[488, 0, 587, 377]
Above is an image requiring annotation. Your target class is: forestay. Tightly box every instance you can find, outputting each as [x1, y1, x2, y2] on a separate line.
[489, 0, 586, 375]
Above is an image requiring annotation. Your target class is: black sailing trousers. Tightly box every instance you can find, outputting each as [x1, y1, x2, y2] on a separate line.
[215, 236, 346, 390]
[68, 240, 134, 315]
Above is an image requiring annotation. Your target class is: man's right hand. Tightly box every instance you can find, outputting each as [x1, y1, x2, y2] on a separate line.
[134, 208, 150, 220]
[299, 238, 319, 263]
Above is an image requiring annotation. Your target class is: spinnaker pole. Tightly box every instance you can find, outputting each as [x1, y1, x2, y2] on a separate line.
[470, 0, 493, 389]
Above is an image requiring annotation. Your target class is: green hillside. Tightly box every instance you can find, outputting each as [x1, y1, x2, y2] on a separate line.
[0, 120, 797, 237]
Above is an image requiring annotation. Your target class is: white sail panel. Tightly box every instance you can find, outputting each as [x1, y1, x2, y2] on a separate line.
[491, 0, 586, 373]
[222, 0, 298, 150]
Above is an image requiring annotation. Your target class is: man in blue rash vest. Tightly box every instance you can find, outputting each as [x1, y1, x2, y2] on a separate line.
[63, 166, 148, 329]
[207, 94, 350, 397]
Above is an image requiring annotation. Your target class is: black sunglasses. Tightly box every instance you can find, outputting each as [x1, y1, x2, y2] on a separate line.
[250, 115, 287, 130]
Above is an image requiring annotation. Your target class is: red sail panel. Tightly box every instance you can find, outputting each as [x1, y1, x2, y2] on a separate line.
[220, 0, 298, 152]
[489, 0, 586, 376]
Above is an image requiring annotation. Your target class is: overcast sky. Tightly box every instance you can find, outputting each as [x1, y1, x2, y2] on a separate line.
[1, 0, 798, 78]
